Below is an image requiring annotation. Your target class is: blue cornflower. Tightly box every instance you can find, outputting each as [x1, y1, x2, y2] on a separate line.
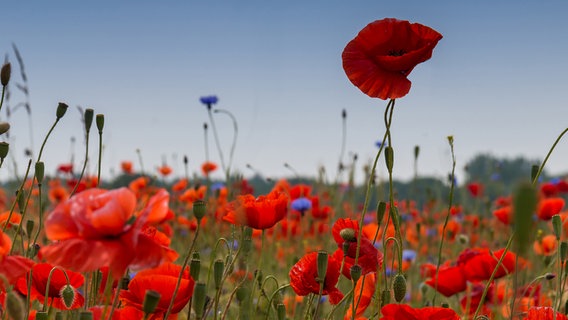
[211, 182, 225, 191]
[200, 95, 219, 106]
[402, 249, 416, 262]
[291, 197, 312, 214]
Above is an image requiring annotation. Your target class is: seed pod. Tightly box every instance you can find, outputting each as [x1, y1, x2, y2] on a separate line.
[56, 103, 69, 119]
[142, 289, 161, 315]
[392, 273, 407, 303]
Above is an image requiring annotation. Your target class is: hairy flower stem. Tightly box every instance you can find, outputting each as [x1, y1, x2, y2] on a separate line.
[70, 124, 91, 197]
[207, 108, 227, 174]
[214, 109, 238, 180]
[432, 136, 456, 306]
[164, 223, 201, 319]
[43, 267, 71, 312]
[473, 126, 568, 319]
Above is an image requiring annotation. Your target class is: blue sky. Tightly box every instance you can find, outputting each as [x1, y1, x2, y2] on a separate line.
[1, 1, 568, 184]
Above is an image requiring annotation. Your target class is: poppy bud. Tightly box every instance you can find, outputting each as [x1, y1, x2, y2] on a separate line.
[545, 272, 556, 280]
[36, 312, 49, 320]
[316, 250, 328, 284]
[96, 114, 104, 133]
[414, 145, 420, 160]
[561, 241, 568, 261]
[27, 243, 39, 258]
[6, 290, 24, 320]
[78, 311, 93, 320]
[342, 241, 350, 256]
[84, 108, 94, 132]
[377, 201, 387, 223]
[0, 142, 9, 160]
[190, 256, 201, 281]
[35, 161, 44, 184]
[235, 284, 249, 302]
[385, 146, 394, 173]
[16, 189, 25, 213]
[142, 289, 161, 315]
[60, 284, 76, 309]
[553, 214, 562, 240]
[458, 234, 469, 245]
[341, 109, 347, 119]
[276, 303, 286, 320]
[0, 122, 10, 135]
[392, 273, 407, 303]
[192, 282, 207, 317]
[339, 228, 356, 242]
[56, 102, 69, 119]
[350, 264, 362, 283]
[1, 63, 10, 86]
[441, 302, 449, 308]
[380, 289, 391, 307]
[214, 259, 224, 290]
[193, 200, 207, 221]
[26, 220, 34, 237]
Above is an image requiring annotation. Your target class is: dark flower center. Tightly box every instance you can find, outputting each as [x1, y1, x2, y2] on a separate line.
[388, 49, 406, 56]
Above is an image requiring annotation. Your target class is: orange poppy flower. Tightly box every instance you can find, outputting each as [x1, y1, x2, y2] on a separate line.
[121, 161, 134, 174]
[0, 231, 34, 284]
[223, 190, 288, 230]
[380, 303, 460, 320]
[537, 197, 565, 221]
[172, 178, 188, 192]
[494, 206, 513, 225]
[342, 18, 443, 100]
[201, 161, 218, 176]
[289, 252, 343, 305]
[158, 165, 173, 177]
[16, 263, 85, 310]
[533, 234, 557, 256]
[346, 273, 376, 319]
[0, 211, 21, 228]
[524, 307, 568, 320]
[120, 262, 195, 319]
[40, 188, 175, 278]
[57, 163, 73, 174]
[128, 176, 148, 195]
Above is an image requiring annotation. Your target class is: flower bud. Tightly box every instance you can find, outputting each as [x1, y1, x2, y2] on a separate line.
[192, 282, 207, 317]
[385, 146, 394, 173]
[0, 122, 10, 135]
[193, 200, 207, 220]
[6, 290, 24, 320]
[236, 284, 249, 302]
[36, 312, 49, 320]
[56, 102, 69, 119]
[414, 145, 420, 160]
[142, 289, 161, 315]
[84, 108, 94, 132]
[16, 189, 25, 213]
[26, 220, 34, 237]
[458, 234, 469, 245]
[377, 201, 387, 222]
[0, 142, 9, 160]
[96, 114, 104, 133]
[214, 259, 224, 290]
[316, 250, 328, 284]
[339, 228, 356, 242]
[561, 241, 568, 261]
[350, 264, 362, 283]
[441, 302, 449, 308]
[276, 303, 286, 320]
[35, 161, 45, 184]
[392, 273, 407, 303]
[553, 214, 562, 240]
[190, 257, 201, 281]
[342, 241, 351, 256]
[341, 109, 347, 119]
[531, 164, 540, 182]
[380, 289, 391, 307]
[78, 311, 93, 320]
[1, 63, 10, 86]
[60, 284, 76, 309]
[545, 272, 556, 280]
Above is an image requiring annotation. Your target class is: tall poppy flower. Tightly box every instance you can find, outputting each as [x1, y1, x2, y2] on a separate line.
[40, 188, 176, 278]
[380, 303, 460, 320]
[289, 252, 344, 304]
[120, 262, 195, 319]
[223, 190, 288, 229]
[16, 263, 85, 310]
[342, 18, 443, 100]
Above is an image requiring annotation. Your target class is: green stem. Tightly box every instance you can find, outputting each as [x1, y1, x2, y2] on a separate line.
[164, 223, 201, 319]
[70, 128, 90, 197]
[532, 127, 568, 185]
[214, 109, 238, 179]
[43, 267, 71, 312]
[432, 136, 456, 305]
[36, 118, 61, 163]
[207, 107, 226, 173]
[2, 159, 31, 234]
[97, 129, 103, 187]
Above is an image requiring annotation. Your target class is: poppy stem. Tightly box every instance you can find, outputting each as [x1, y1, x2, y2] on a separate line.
[43, 267, 71, 312]
[207, 107, 227, 174]
[264, 284, 290, 320]
[164, 223, 201, 319]
[432, 136, 456, 306]
[70, 118, 91, 198]
[213, 109, 238, 179]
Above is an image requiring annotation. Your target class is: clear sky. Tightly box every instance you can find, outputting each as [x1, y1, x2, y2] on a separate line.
[1, 1, 567, 185]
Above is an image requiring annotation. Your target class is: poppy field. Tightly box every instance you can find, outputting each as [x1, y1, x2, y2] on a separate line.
[0, 17, 568, 320]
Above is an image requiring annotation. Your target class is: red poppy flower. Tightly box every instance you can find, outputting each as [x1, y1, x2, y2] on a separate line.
[0, 231, 34, 284]
[120, 161, 133, 175]
[223, 190, 288, 229]
[57, 163, 73, 174]
[342, 18, 443, 100]
[158, 165, 173, 177]
[537, 197, 565, 221]
[494, 206, 513, 225]
[425, 265, 467, 297]
[380, 303, 460, 320]
[201, 161, 218, 176]
[524, 306, 568, 320]
[289, 252, 344, 304]
[16, 263, 85, 310]
[458, 248, 520, 282]
[540, 182, 558, 198]
[120, 262, 195, 319]
[40, 188, 176, 278]
[467, 182, 484, 198]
